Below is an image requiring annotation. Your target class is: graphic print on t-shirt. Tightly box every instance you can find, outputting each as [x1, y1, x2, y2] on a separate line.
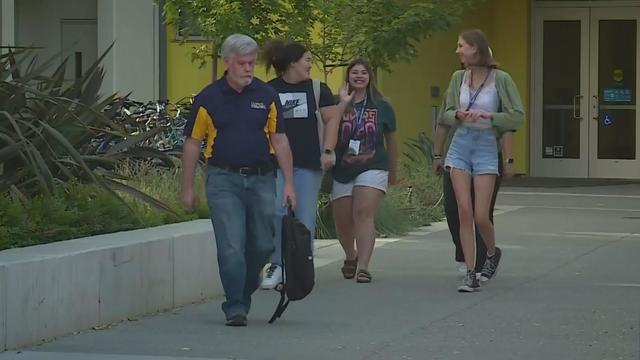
[278, 92, 308, 119]
[339, 107, 378, 165]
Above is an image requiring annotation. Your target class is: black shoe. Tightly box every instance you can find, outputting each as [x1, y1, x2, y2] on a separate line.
[480, 247, 502, 282]
[225, 314, 247, 327]
[458, 269, 480, 292]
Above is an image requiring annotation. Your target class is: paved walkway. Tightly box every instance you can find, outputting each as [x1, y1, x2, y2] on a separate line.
[2, 184, 640, 360]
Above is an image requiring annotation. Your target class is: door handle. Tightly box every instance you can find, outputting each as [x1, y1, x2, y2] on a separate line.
[592, 95, 599, 121]
[573, 95, 583, 120]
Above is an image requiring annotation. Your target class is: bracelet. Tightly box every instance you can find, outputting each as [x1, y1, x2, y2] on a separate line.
[433, 154, 442, 160]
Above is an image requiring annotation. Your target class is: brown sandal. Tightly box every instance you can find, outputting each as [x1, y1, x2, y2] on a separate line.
[356, 269, 372, 283]
[341, 258, 357, 279]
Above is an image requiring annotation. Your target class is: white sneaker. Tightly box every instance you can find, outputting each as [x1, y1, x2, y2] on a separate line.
[260, 264, 282, 290]
[456, 262, 468, 274]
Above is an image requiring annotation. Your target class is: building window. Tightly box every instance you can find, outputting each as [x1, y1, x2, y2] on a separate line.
[174, 10, 205, 41]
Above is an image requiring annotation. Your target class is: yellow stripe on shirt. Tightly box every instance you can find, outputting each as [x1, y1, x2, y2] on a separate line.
[264, 101, 278, 154]
[192, 106, 217, 159]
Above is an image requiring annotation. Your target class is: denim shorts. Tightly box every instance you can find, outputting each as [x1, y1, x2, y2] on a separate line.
[445, 127, 499, 176]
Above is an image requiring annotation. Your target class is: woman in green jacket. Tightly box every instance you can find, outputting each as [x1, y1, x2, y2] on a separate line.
[440, 29, 524, 292]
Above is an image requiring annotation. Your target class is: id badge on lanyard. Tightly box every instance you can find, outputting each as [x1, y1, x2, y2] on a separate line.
[348, 139, 361, 156]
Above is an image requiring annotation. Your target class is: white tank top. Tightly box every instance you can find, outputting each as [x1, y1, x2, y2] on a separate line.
[459, 70, 499, 129]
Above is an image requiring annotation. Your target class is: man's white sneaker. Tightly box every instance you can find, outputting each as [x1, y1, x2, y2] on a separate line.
[260, 264, 282, 290]
[456, 262, 468, 274]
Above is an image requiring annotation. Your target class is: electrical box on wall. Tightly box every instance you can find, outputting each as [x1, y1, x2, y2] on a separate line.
[430, 86, 440, 98]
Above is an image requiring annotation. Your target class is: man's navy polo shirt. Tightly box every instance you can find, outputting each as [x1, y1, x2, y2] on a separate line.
[184, 77, 285, 167]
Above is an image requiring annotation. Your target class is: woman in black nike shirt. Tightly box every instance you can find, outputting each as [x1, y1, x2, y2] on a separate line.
[260, 40, 346, 289]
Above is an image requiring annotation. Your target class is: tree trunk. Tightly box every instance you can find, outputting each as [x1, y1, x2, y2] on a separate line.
[211, 43, 218, 81]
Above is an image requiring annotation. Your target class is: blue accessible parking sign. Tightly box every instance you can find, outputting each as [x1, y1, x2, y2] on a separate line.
[602, 114, 614, 127]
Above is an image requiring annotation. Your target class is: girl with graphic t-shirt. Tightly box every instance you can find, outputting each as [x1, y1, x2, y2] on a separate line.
[260, 41, 345, 290]
[331, 58, 398, 283]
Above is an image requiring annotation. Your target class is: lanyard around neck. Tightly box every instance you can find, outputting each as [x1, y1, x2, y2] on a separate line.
[465, 70, 491, 111]
[354, 96, 368, 125]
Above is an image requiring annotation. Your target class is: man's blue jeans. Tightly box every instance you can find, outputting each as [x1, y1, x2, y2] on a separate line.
[206, 167, 276, 319]
[269, 168, 322, 265]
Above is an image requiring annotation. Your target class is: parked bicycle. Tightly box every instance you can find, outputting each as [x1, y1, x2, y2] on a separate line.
[87, 96, 193, 155]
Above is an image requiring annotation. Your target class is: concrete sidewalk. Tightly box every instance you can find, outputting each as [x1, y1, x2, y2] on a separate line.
[3, 185, 640, 360]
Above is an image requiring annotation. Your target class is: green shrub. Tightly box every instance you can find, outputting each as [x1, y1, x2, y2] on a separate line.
[0, 183, 141, 250]
[315, 193, 333, 239]
[374, 187, 414, 237]
[116, 160, 210, 223]
[0, 161, 210, 251]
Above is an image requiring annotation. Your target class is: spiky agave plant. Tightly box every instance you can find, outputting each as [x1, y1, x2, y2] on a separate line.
[0, 46, 177, 215]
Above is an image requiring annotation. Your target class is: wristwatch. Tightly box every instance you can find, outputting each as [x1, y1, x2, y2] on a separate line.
[506, 158, 514, 164]
[324, 148, 334, 154]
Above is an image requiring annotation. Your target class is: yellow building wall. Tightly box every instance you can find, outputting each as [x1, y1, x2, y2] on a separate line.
[378, 0, 530, 174]
[166, 36, 211, 102]
[490, 0, 530, 174]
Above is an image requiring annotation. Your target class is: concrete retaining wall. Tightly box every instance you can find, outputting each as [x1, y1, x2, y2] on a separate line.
[0, 220, 219, 350]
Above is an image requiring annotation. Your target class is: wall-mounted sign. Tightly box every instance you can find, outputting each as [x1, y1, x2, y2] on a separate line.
[603, 88, 632, 102]
[602, 114, 614, 127]
[553, 146, 564, 158]
[545, 146, 553, 156]
[613, 69, 624, 83]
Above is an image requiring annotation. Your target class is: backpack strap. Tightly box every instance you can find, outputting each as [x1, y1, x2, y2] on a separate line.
[268, 293, 290, 324]
[313, 79, 325, 152]
[269, 209, 291, 324]
[312, 79, 321, 109]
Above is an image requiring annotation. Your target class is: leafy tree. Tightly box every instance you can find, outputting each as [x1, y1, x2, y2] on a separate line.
[161, 0, 315, 79]
[162, 0, 476, 81]
[312, 0, 477, 76]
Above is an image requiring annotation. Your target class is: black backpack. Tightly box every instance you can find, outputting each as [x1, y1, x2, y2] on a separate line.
[268, 209, 315, 323]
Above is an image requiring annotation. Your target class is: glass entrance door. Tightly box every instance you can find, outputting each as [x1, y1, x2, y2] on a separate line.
[533, 6, 640, 178]
[589, 7, 640, 178]
[533, 8, 590, 177]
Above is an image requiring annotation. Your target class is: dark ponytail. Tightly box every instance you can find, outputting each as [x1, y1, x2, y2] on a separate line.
[262, 40, 308, 76]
